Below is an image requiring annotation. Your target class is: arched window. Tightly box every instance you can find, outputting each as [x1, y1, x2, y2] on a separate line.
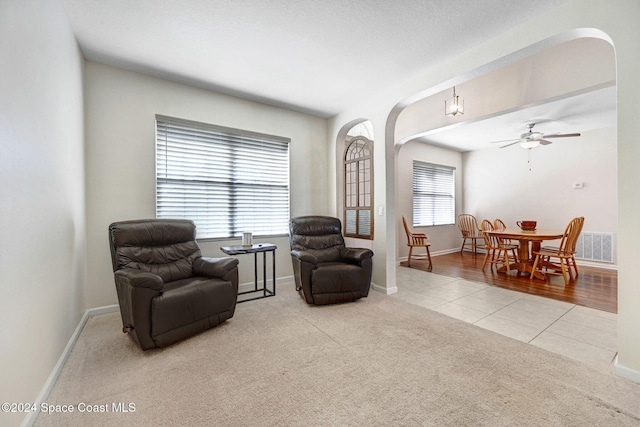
[344, 135, 373, 239]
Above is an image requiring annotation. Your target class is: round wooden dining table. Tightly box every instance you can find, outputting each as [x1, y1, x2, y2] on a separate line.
[487, 228, 565, 280]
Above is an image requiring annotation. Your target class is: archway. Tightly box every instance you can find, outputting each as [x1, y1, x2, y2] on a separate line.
[336, 119, 376, 249]
[384, 29, 615, 291]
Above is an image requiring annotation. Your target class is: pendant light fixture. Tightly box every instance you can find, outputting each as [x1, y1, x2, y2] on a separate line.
[445, 86, 464, 117]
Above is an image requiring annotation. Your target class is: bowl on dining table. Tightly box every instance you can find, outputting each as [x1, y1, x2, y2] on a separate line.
[517, 220, 537, 231]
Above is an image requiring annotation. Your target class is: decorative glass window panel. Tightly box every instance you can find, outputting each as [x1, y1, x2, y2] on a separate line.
[344, 136, 373, 239]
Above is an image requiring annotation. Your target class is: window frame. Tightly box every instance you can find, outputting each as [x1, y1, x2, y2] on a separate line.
[155, 115, 291, 241]
[343, 135, 374, 239]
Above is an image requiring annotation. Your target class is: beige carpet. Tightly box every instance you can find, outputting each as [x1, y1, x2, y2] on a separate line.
[34, 281, 640, 426]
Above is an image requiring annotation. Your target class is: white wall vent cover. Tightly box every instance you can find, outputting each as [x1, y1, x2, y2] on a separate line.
[575, 232, 614, 263]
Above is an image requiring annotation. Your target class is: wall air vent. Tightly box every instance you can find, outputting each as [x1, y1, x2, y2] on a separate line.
[575, 232, 614, 263]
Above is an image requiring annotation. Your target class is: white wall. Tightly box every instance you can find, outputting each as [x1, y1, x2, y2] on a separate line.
[84, 61, 329, 308]
[396, 127, 617, 264]
[396, 141, 463, 259]
[397, 37, 615, 142]
[463, 126, 617, 263]
[328, 0, 640, 380]
[0, 1, 85, 425]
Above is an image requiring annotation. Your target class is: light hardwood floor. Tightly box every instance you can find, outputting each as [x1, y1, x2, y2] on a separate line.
[400, 251, 617, 313]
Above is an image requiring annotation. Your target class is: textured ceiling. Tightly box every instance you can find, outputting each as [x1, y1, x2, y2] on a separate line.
[62, 0, 570, 118]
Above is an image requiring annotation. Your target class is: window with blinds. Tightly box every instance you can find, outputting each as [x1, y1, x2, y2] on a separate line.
[156, 115, 290, 240]
[413, 161, 455, 227]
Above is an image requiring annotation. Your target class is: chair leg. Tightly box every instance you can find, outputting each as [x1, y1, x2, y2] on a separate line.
[539, 255, 549, 274]
[481, 250, 490, 271]
[567, 257, 575, 282]
[426, 247, 432, 271]
[491, 248, 499, 270]
[560, 259, 570, 285]
[570, 256, 579, 277]
[530, 254, 541, 279]
[460, 238, 466, 253]
[408, 246, 413, 267]
[494, 248, 508, 275]
[504, 249, 510, 275]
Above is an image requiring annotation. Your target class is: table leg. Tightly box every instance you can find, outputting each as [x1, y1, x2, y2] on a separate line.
[254, 252, 258, 291]
[518, 239, 546, 280]
[230, 245, 277, 303]
[516, 240, 530, 273]
[263, 251, 267, 297]
[496, 239, 544, 278]
[272, 249, 276, 296]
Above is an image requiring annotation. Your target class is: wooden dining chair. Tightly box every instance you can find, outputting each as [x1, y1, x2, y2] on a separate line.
[480, 219, 494, 235]
[481, 220, 517, 273]
[402, 216, 432, 270]
[530, 217, 585, 285]
[457, 214, 484, 254]
[493, 218, 507, 230]
[480, 219, 496, 265]
[493, 218, 518, 247]
[538, 217, 585, 280]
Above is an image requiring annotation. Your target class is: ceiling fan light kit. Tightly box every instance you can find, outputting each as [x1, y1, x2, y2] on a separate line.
[520, 139, 540, 149]
[445, 86, 464, 117]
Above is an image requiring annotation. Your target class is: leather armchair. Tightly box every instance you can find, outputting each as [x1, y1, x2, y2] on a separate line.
[108, 219, 239, 350]
[289, 216, 373, 305]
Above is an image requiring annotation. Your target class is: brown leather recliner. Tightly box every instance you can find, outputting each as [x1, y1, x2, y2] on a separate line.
[289, 216, 373, 305]
[108, 219, 239, 350]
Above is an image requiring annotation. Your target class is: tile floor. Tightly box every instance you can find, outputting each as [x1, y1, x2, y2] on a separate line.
[394, 266, 618, 373]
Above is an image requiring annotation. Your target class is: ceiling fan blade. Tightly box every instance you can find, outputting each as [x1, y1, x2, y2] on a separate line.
[539, 139, 553, 145]
[500, 140, 522, 149]
[542, 132, 581, 139]
[490, 138, 520, 144]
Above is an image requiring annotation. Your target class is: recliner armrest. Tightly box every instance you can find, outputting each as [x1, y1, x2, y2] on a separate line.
[290, 249, 319, 265]
[339, 247, 374, 263]
[115, 268, 164, 291]
[193, 257, 239, 278]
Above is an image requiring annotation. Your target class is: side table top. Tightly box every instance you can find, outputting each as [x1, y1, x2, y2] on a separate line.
[220, 243, 277, 255]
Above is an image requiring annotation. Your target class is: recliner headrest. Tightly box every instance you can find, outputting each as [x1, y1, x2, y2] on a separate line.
[289, 216, 342, 237]
[109, 219, 196, 247]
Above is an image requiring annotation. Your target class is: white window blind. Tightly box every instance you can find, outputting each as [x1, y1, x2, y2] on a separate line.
[156, 115, 290, 239]
[413, 161, 455, 227]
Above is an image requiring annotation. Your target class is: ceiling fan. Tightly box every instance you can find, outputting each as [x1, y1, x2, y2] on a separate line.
[492, 123, 581, 149]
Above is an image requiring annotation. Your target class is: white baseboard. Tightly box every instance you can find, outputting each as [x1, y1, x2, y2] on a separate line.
[371, 282, 398, 295]
[432, 248, 465, 256]
[614, 357, 640, 384]
[87, 304, 120, 316]
[21, 304, 119, 427]
[237, 275, 293, 293]
[397, 247, 462, 265]
[575, 259, 618, 270]
[261, 274, 397, 296]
